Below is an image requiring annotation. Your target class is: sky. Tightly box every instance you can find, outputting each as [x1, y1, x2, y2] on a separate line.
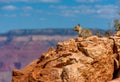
[0, 0, 120, 33]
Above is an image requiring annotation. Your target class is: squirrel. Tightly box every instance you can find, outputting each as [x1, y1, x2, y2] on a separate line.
[73, 24, 92, 38]
[114, 19, 120, 31]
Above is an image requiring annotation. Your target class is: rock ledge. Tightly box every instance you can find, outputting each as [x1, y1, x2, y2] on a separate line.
[12, 35, 120, 82]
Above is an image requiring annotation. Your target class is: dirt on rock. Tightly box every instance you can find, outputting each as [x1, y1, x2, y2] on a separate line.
[12, 33, 120, 82]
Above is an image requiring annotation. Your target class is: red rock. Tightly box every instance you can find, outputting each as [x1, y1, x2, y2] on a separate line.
[12, 35, 120, 82]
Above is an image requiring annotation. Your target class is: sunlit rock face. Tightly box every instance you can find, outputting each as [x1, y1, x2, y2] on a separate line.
[12, 33, 120, 82]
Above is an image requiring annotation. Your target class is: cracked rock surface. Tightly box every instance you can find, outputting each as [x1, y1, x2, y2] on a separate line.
[12, 34, 120, 82]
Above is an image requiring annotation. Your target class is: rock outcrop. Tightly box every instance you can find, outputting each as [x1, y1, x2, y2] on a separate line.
[12, 33, 120, 82]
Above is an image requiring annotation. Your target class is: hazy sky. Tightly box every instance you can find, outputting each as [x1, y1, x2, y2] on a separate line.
[0, 0, 120, 33]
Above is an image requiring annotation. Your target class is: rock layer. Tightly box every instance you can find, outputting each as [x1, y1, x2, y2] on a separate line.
[12, 35, 120, 82]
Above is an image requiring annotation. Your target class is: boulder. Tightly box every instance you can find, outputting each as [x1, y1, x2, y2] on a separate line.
[12, 35, 120, 82]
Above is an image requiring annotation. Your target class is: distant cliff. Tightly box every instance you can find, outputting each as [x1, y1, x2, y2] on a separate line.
[0, 29, 76, 45]
[0, 28, 78, 82]
[0, 28, 106, 45]
[0, 28, 76, 36]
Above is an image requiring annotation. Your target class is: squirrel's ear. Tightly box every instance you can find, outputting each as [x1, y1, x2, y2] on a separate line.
[78, 24, 80, 26]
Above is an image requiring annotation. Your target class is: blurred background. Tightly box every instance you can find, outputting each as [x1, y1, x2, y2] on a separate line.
[0, 0, 120, 82]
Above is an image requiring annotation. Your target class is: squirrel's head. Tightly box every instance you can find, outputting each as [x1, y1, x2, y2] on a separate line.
[114, 19, 119, 24]
[73, 24, 81, 32]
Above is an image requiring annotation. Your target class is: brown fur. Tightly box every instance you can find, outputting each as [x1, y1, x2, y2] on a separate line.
[74, 24, 92, 38]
